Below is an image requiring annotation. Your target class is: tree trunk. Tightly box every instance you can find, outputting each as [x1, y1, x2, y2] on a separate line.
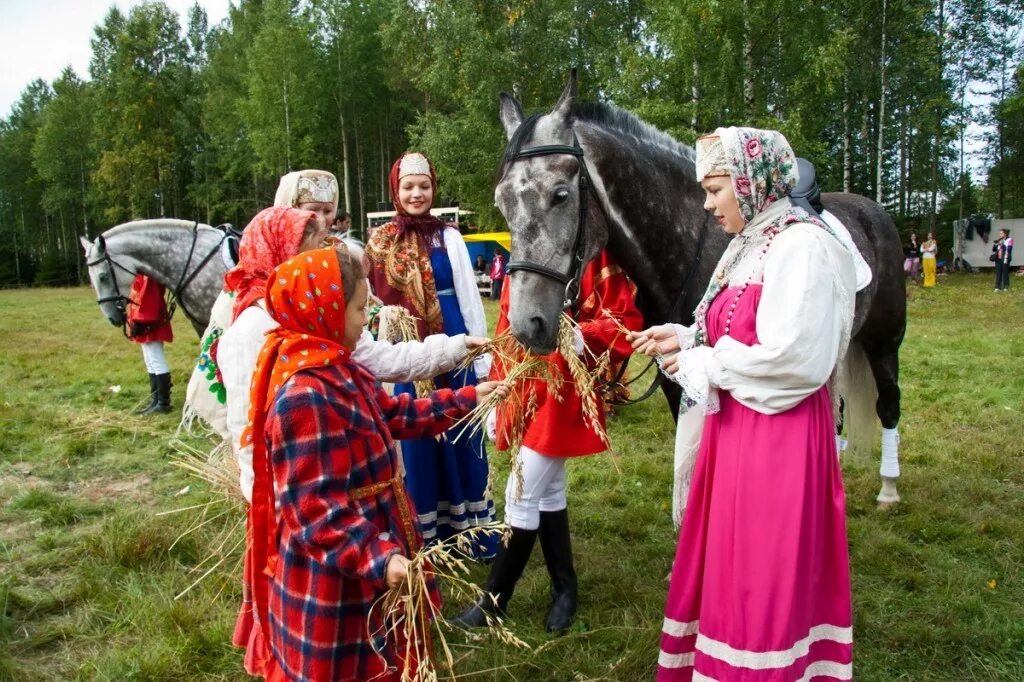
[875, 0, 887, 205]
[691, 59, 700, 130]
[335, 43, 352, 214]
[283, 78, 292, 172]
[899, 113, 908, 216]
[356, 123, 365, 241]
[843, 78, 852, 192]
[929, 0, 945, 232]
[742, 0, 755, 119]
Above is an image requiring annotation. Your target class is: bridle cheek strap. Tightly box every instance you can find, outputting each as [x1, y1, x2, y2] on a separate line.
[504, 135, 591, 312]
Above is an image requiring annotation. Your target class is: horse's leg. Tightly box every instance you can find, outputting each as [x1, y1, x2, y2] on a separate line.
[865, 341, 902, 506]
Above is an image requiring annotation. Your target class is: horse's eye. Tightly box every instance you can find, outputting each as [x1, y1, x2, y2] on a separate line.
[552, 188, 570, 206]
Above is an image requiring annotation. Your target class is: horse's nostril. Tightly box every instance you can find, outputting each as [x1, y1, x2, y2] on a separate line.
[529, 316, 547, 342]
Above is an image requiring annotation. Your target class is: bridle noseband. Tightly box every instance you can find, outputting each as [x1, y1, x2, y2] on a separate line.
[503, 131, 593, 311]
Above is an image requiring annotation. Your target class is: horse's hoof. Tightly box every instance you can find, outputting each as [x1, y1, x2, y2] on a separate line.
[876, 477, 901, 508]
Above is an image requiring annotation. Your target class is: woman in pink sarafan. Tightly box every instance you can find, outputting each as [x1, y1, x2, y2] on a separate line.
[630, 127, 857, 681]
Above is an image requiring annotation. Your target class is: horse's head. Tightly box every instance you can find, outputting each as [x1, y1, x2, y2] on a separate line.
[495, 71, 608, 353]
[80, 234, 135, 327]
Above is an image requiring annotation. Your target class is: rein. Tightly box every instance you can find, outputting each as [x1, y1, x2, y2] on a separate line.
[503, 130, 593, 312]
[88, 223, 227, 335]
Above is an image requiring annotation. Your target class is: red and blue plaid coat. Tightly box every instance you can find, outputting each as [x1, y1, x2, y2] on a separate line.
[264, 360, 476, 681]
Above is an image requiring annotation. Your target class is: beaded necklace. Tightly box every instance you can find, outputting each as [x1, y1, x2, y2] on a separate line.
[721, 226, 779, 336]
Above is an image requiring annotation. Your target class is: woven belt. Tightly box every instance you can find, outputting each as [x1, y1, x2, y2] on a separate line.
[350, 475, 420, 554]
[435, 287, 456, 296]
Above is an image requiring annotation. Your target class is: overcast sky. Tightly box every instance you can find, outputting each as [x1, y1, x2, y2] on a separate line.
[0, 0, 231, 118]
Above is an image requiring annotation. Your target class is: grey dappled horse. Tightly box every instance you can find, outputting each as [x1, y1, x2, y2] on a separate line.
[494, 73, 906, 505]
[80, 220, 231, 337]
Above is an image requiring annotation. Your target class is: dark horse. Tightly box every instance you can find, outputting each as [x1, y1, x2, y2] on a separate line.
[494, 73, 906, 505]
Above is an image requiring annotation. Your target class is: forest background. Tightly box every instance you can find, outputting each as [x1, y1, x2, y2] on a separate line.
[0, 0, 1022, 288]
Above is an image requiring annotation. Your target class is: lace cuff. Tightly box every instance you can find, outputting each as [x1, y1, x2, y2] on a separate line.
[662, 347, 719, 414]
[673, 324, 696, 352]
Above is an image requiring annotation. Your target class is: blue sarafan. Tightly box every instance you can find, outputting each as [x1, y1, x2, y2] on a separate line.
[493, 70, 908, 506]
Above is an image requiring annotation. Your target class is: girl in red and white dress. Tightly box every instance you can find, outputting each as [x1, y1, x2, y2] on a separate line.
[127, 274, 173, 415]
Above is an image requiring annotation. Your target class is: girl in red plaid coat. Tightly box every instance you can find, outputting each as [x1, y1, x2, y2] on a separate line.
[245, 244, 506, 681]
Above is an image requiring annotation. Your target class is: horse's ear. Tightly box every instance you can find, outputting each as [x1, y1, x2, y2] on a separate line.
[79, 236, 93, 254]
[499, 92, 524, 140]
[551, 68, 578, 122]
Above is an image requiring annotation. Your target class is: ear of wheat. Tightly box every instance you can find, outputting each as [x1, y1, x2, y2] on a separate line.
[368, 524, 528, 681]
[378, 305, 435, 398]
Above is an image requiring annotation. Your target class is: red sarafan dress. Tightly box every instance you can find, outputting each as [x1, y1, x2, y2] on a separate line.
[126, 275, 172, 343]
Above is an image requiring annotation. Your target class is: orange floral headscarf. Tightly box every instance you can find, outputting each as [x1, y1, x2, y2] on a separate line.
[242, 246, 351, 668]
[224, 206, 317, 321]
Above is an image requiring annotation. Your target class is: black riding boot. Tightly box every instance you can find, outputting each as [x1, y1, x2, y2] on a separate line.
[451, 526, 537, 628]
[539, 508, 578, 633]
[141, 373, 172, 415]
[135, 374, 158, 414]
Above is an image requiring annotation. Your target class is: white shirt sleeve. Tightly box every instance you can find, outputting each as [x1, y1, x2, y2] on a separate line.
[443, 227, 491, 377]
[218, 305, 277, 502]
[705, 224, 850, 415]
[352, 329, 468, 383]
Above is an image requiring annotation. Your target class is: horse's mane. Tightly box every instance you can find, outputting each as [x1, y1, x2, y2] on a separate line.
[103, 219, 210, 237]
[497, 101, 695, 179]
[572, 102, 696, 166]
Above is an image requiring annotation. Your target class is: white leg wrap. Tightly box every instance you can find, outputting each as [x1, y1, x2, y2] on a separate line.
[880, 427, 900, 478]
[836, 435, 848, 456]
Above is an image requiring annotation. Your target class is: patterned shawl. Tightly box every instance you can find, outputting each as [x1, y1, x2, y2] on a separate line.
[242, 247, 352, 671]
[224, 206, 316, 321]
[364, 153, 447, 339]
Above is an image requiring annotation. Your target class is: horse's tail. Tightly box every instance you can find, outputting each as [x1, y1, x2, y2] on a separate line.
[839, 339, 878, 454]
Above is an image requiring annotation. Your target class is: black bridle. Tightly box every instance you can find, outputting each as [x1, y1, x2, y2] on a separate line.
[87, 223, 227, 335]
[503, 130, 593, 312]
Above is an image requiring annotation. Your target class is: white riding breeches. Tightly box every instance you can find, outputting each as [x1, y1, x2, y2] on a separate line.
[140, 342, 169, 375]
[504, 445, 567, 531]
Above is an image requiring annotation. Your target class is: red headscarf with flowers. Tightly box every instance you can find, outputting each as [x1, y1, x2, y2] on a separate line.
[242, 246, 352, 669]
[224, 206, 317, 321]
[363, 153, 447, 338]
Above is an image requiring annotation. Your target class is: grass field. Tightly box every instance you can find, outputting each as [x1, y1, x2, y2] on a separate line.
[1, 274, 1022, 681]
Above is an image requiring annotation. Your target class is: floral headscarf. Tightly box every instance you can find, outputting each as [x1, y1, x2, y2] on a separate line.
[243, 247, 352, 670]
[224, 206, 317, 321]
[697, 127, 799, 225]
[691, 126, 834, 348]
[364, 152, 447, 338]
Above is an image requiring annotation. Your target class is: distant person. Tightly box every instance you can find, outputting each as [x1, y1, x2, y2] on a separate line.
[921, 232, 938, 288]
[474, 254, 487, 274]
[994, 228, 1013, 291]
[490, 250, 507, 300]
[127, 275, 174, 415]
[904, 232, 921, 284]
[332, 210, 351, 238]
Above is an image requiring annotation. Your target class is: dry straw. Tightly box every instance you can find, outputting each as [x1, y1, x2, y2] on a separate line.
[378, 305, 435, 398]
[452, 316, 618, 497]
[160, 438, 246, 600]
[368, 524, 528, 682]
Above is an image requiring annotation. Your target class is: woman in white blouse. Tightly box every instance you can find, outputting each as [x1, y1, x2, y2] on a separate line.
[630, 128, 857, 682]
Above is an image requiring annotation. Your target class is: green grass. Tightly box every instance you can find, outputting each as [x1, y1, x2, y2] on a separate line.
[1, 275, 1022, 680]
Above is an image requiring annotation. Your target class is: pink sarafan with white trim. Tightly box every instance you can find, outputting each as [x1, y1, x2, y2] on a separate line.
[657, 282, 853, 681]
